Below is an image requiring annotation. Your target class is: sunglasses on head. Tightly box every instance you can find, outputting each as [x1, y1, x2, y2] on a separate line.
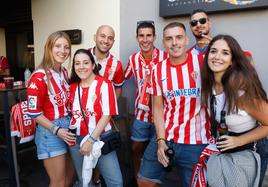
[137, 20, 155, 27]
[190, 18, 207, 27]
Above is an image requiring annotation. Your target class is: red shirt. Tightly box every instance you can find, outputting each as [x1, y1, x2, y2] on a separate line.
[27, 68, 69, 121]
[69, 76, 118, 136]
[152, 54, 210, 144]
[0, 56, 9, 71]
[89, 48, 124, 87]
[124, 48, 168, 122]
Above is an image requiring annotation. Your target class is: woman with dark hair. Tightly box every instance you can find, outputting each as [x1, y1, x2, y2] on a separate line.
[201, 34, 268, 187]
[68, 49, 123, 187]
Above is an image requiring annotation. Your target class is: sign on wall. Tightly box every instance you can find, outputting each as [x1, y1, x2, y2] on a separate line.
[160, 0, 268, 18]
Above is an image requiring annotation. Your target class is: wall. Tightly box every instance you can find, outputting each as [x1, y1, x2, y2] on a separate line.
[32, 0, 120, 69]
[120, 0, 268, 114]
[0, 28, 6, 56]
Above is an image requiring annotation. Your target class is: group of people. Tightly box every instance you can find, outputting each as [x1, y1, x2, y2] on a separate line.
[24, 8, 268, 187]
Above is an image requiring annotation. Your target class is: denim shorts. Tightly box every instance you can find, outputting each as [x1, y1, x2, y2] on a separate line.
[138, 137, 207, 186]
[131, 119, 155, 142]
[35, 115, 71, 160]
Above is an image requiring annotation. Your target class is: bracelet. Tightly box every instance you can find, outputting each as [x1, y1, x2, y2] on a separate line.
[156, 137, 166, 143]
[88, 134, 97, 143]
[49, 123, 57, 134]
[55, 127, 62, 135]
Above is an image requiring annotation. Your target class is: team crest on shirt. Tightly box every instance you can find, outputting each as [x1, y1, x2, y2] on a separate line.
[28, 95, 37, 110]
[53, 91, 65, 106]
[191, 71, 198, 81]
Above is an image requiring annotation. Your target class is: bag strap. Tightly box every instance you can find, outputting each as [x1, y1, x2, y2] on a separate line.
[210, 94, 218, 138]
[78, 84, 88, 130]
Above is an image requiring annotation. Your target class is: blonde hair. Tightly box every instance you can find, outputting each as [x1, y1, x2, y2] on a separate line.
[38, 31, 71, 93]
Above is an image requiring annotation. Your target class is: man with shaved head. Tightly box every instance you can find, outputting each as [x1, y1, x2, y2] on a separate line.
[87, 25, 124, 186]
[89, 25, 124, 98]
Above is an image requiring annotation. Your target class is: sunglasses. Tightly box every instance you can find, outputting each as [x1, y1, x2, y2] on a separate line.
[190, 18, 207, 27]
[137, 20, 155, 27]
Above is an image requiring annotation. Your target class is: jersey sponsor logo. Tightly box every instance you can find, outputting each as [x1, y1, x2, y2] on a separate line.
[72, 109, 97, 120]
[53, 91, 66, 107]
[166, 88, 201, 99]
[28, 82, 38, 90]
[28, 96, 37, 110]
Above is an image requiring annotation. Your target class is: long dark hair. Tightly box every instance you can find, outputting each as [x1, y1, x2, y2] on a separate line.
[202, 34, 267, 113]
[69, 49, 101, 84]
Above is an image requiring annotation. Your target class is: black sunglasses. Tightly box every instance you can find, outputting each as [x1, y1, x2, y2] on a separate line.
[137, 20, 155, 27]
[190, 18, 207, 27]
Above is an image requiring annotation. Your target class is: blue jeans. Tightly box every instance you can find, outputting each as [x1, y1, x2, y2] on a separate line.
[138, 137, 207, 187]
[256, 137, 268, 187]
[69, 133, 123, 187]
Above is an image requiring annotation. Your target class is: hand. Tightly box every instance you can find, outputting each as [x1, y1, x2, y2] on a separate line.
[57, 128, 76, 146]
[157, 141, 169, 167]
[216, 135, 243, 152]
[198, 34, 212, 45]
[80, 141, 93, 156]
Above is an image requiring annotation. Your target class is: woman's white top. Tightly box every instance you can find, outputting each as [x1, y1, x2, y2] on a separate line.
[213, 92, 257, 133]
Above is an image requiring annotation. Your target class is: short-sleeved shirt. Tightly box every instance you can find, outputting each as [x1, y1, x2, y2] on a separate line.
[69, 76, 118, 136]
[152, 54, 210, 144]
[124, 48, 168, 123]
[27, 68, 70, 121]
[88, 48, 124, 87]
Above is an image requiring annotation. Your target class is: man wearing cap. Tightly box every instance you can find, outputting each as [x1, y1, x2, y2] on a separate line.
[124, 20, 168, 178]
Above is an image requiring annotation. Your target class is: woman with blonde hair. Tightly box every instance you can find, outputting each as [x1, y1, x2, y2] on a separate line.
[27, 31, 75, 187]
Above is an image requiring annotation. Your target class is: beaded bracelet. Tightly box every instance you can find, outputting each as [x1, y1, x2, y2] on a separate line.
[55, 127, 62, 136]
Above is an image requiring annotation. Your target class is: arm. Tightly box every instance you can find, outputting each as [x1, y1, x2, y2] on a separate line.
[154, 95, 169, 167]
[80, 115, 111, 155]
[34, 114, 75, 146]
[218, 99, 268, 152]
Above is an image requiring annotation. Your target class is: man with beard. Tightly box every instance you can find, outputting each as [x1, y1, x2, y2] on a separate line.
[89, 25, 124, 99]
[187, 9, 212, 55]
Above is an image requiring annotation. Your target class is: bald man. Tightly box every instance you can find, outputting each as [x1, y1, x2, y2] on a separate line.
[88, 25, 124, 98]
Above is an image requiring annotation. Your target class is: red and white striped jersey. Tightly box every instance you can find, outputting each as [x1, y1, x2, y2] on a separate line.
[69, 76, 118, 136]
[124, 48, 168, 122]
[88, 48, 124, 87]
[27, 67, 70, 121]
[152, 54, 210, 144]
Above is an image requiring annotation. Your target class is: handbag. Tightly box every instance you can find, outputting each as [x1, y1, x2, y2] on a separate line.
[78, 83, 121, 155]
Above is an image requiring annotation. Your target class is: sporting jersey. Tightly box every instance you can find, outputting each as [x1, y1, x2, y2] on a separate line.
[11, 101, 36, 143]
[27, 67, 70, 121]
[124, 48, 168, 123]
[152, 54, 210, 144]
[69, 76, 118, 136]
[88, 48, 124, 87]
